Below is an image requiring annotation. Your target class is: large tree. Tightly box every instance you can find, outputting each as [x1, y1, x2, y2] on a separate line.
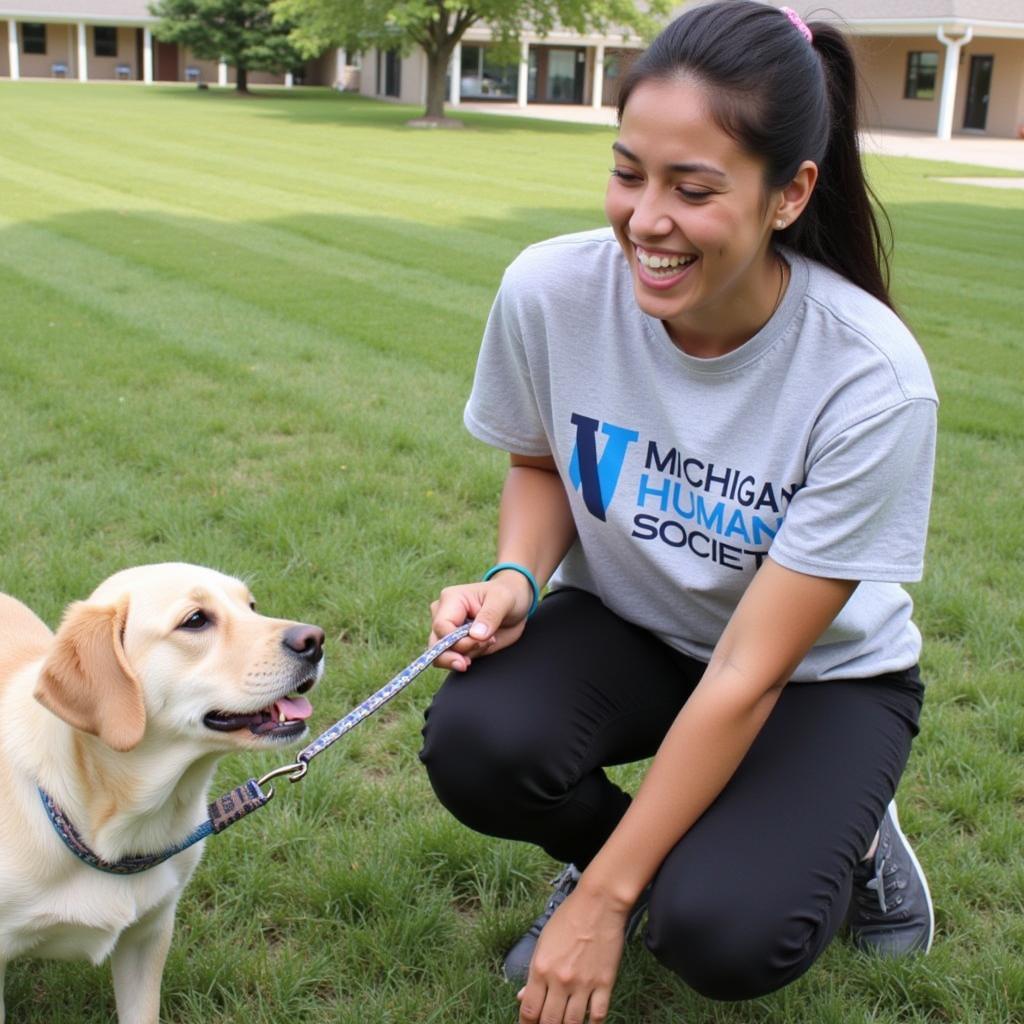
[150, 0, 306, 92]
[274, 0, 671, 120]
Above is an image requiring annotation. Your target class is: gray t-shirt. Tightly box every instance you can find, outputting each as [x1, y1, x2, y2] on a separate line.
[465, 228, 938, 681]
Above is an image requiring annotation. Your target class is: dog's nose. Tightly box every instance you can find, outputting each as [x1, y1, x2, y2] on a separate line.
[283, 624, 325, 664]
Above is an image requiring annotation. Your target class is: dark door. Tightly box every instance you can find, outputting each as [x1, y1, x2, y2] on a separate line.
[963, 55, 993, 130]
[384, 49, 401, 97]
[156, 41, 179, 81]
[376, 48, 400, 97]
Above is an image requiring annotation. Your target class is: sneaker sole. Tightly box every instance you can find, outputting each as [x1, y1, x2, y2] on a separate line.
[887, 800, 935, 954]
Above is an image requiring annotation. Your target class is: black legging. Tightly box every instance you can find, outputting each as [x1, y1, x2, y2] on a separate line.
[419, 588, 923, 1001]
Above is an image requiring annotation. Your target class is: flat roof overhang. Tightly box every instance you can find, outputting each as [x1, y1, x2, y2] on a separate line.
[822, 17, 1024, 39]
[0, 5, 156, 24]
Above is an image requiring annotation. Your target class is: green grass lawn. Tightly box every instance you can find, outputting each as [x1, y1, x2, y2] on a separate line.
[0, 83, 1021, 1023]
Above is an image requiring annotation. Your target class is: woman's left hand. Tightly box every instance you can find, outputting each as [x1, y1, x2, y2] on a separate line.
[517, 887, 629, 1024]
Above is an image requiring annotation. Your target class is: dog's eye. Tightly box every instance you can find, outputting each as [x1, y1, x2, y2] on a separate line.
[179, 610, 210, 630]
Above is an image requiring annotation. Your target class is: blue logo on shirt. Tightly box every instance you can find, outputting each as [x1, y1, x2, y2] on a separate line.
[569, 414, 640, 521]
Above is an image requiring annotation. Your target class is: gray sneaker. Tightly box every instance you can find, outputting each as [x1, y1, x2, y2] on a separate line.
[502, 864, 650, 984]
[848, 801, 934, 956]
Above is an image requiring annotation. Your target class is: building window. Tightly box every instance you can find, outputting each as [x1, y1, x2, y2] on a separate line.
[94, 26, 118, 57]
[23, 23, 47, 54]
[459, 45, 517, 100]
[905, 51, 939, 99]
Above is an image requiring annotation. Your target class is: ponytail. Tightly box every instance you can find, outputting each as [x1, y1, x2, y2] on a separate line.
[618, 1, 895, 310]
[784, 22, 894, 309]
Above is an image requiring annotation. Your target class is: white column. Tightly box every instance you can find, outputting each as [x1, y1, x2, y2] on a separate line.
[7, 20, 18, 80]
[935, 26, 973, 140]
[284, 70, 294, 87]
[143, 27, 153, 83]
[449, 42, 460, 105]
[335, 47, 346, 88]
[517, 39, 529, 107]
[591, 43, 604, 109]
[218, 60, 227, 86]
[77, 22, 88, 81]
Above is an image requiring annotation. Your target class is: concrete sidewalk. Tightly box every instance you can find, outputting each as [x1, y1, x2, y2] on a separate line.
[859, 128, 1024, 173]
[456, 102, 1024, 173]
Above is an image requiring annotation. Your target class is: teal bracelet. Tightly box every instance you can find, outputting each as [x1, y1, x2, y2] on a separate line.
[482, 562, 541, 618]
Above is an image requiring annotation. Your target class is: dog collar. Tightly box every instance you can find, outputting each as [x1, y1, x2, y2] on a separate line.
[37, 783, 265, 875]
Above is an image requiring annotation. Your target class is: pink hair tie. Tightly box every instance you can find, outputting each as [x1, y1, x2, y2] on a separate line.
[781, 6, 813, 44]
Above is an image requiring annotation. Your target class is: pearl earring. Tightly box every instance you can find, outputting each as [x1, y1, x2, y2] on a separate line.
[774, 218, 786, 229]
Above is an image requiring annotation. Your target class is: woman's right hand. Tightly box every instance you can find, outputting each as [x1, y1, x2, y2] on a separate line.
[429, 571, 535, 672]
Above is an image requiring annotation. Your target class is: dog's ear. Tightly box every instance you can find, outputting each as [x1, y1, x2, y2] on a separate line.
[35, 597, 146, 751]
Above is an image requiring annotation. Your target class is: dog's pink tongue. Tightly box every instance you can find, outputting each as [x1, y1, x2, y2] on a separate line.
[273, 696, 313, 721]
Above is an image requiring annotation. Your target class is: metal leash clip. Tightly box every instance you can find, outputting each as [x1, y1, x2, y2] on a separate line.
[256, 759, 309, 800]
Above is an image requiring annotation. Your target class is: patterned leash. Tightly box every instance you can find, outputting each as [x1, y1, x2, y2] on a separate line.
[39, 623, 473, 875]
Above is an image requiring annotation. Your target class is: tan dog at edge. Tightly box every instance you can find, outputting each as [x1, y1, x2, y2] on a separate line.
[0, 563, 325, 1024]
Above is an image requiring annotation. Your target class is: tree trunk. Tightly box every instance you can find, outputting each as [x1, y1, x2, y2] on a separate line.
[236, 65, 248, 93]
[423, 49, 449, 119]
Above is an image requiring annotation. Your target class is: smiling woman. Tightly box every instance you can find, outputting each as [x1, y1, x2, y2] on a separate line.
[604, 79, 814, 357]
[419, 3, 939, 1023]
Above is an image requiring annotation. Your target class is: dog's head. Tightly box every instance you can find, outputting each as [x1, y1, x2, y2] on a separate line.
[34, 563, 324, 752]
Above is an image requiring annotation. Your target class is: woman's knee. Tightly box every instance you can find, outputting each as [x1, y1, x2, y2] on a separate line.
[645, 894, 825, 1001]
[419, 677, 562, 823]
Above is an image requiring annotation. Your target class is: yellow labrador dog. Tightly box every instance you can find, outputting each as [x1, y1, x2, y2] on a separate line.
[0, 563, 324, 1024]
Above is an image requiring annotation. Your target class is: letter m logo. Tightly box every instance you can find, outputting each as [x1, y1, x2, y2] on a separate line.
[568, 415, 639, 522]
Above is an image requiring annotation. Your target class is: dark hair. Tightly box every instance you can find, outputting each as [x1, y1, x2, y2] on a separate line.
[617, 1, 894, 310]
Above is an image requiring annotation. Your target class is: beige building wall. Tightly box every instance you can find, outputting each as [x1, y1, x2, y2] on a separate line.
[855, 34, 1024, 137]
[303, 48, 336, 86]
[360, 46, 427, 104]
[84, 25, 137, 79]
[248, 69, 287, 85]
[171, 57, 286, 85]
[358, 50, 373, 98]
[18, 23, 74, 76]
[218, 62, 288, 85]
[1018, 59, 1024, 137]
[183, 54, 219, 82]
[400, 46, 426, 105]
[855, 35, 944, 133]
[205, 64, 270, 85]
[157, 49, 284, 85]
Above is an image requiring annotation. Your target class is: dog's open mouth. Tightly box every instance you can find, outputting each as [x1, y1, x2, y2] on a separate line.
[203, 685, 314, 739]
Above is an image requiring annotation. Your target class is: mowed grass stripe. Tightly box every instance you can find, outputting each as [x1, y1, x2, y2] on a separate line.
[0, 215, 488, 378]
[2, 128, 588, 286]
[3, 86, 611, 208]
[0, 162, 499, 322]
[6, 96, 609, 229]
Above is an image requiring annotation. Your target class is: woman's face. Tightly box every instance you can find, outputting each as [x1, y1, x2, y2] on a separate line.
[605, 77, 782, 355]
